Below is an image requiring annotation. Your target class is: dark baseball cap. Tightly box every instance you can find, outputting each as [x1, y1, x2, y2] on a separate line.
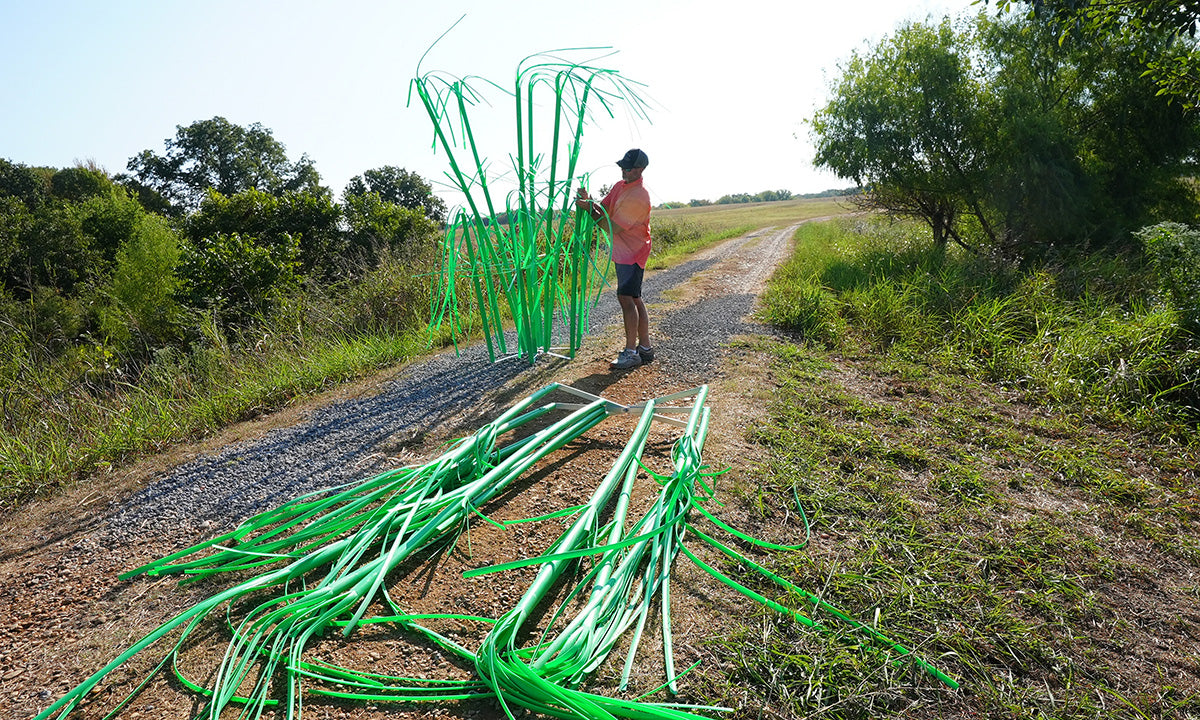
[616, 148, 649, 170]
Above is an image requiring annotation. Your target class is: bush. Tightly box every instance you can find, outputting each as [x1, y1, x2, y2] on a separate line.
[186, 188, 341, 277]
[176, 231, 299, 326]
[652, 220, 702, 250]
[341, 193, 438, 271]
[100, 214, 184, 351]
[1138, 222, 1200, 330]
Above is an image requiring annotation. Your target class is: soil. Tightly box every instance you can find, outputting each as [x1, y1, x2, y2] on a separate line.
[0, 225, 803, 720]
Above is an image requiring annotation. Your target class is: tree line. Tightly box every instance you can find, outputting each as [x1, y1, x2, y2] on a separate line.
[657, 189, 798, 210]
[0, 117, 446, 367]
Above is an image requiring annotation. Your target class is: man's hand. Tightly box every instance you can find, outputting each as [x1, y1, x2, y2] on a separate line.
[575, 187, 597, 219]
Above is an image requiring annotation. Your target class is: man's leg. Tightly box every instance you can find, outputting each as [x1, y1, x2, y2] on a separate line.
[633, 296, 649, 349]
[618, 294, 639, 350]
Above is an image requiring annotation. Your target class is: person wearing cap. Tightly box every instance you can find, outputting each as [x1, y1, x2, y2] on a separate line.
[576, 148, 655, 370]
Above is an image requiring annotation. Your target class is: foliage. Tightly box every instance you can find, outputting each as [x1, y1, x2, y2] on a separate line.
[176, 230, 299, 326]
[0, 245, 441, 506]
[812, 12, 1200, 256]
[813, 18, 987, 249]
[715, 189, 793, 204]
[762, 218, 1200, 424]
[0, 158, 51, 208]
[74, 182, 146, 266]
[340, 191, 438, 270]
[99, 214, 183, 350]
[2, 201, 93, 296]
[0, 161, 150, 298]
[49, 166, 110, 202]
[991, 0, 1200, 107]
[1138, 221, 1200, 330]
[344, 165, 447, 222]
[184, 186, 341, 276]
[125, 116, 323, 213]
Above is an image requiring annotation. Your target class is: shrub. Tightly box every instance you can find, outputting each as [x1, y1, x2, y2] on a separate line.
[1137, 222, 1200, 330]
[341, 193, 438, 271]
[100, 214, 184, 350]
[652, 219, 702, 250]
[176, 231, 299, 326]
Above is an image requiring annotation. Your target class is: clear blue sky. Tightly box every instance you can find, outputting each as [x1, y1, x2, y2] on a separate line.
[1, 0, 979, 207]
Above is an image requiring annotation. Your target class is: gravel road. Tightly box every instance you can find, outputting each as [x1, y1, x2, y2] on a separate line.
[99, 224, 799, 546]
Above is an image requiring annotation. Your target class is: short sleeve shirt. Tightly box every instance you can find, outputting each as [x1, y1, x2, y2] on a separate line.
[600, 178, 652, 268]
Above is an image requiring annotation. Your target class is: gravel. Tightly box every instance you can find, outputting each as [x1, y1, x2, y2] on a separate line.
[98, 226, 796, 546]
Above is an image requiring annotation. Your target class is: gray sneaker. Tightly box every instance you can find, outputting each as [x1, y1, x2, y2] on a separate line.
[637, 345, 655, 362]
[610, 348, 642, 369]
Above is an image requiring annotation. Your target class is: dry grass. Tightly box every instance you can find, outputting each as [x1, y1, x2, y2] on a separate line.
[654, 197, 854, 235]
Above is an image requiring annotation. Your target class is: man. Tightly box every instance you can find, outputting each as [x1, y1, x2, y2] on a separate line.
[575, 148, 655, 369]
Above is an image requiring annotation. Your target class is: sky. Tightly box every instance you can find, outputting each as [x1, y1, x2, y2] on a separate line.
[1, 0, 981, 208]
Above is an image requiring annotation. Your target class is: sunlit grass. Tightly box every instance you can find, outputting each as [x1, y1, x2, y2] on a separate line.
[760, 216, 1200, 427]
[703, 333, 1200, 718]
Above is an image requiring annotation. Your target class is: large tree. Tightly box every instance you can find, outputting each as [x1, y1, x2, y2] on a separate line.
[812, 12, 1200, 255]
[812, 18, 993, 250]
[343, 166, 446, 223]
[125, 117, 323, 214]
[991, 0, 1200, 107]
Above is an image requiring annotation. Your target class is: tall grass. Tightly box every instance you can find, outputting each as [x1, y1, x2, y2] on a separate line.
[0, 248, 465, 508]
[761, 216, 1200, 427]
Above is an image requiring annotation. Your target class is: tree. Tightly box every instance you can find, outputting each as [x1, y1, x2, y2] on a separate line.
[811, 12, 1200, 255]
[991, 0, 1200, 107]
[50, 166, 110, 202]
[344, 166, 447, 222]
[341, 192, 438, 268]
[812, 18, 991, 250]
[126, 117, 323, 213]
[100, 214, 184, 349]
[0, 159, 50, 209]
[176, 231, 299, 326]
[1, 161, 144, 296]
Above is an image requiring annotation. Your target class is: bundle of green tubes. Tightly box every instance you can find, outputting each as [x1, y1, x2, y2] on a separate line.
[35, 383, 956, 720]
[412, 49, 650, 363]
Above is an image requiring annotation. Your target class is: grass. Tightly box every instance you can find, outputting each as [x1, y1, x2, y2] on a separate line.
[700, 333, 1200, 719]
[703, 215, 1200, 718]
[0, 249, 471, 508]
[0, 326, 439, 506]
[647, 196, 853, 270]
[760, 216, 1200, 428]
[654, 196, 851, 231]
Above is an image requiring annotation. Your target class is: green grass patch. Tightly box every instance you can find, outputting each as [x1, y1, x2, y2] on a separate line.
[0, 247, 477, 508]
[760, 216, 1200, 428]
[729, 211, 1200, 714]
[0, 327, 437, 506]
[712, 336, 1200, 718]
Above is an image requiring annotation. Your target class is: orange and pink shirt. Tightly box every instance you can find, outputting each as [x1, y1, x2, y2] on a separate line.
[600, 177, 652, 268]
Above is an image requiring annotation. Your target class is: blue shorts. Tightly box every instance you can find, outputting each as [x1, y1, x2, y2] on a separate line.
[614, 263, 644, 298]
